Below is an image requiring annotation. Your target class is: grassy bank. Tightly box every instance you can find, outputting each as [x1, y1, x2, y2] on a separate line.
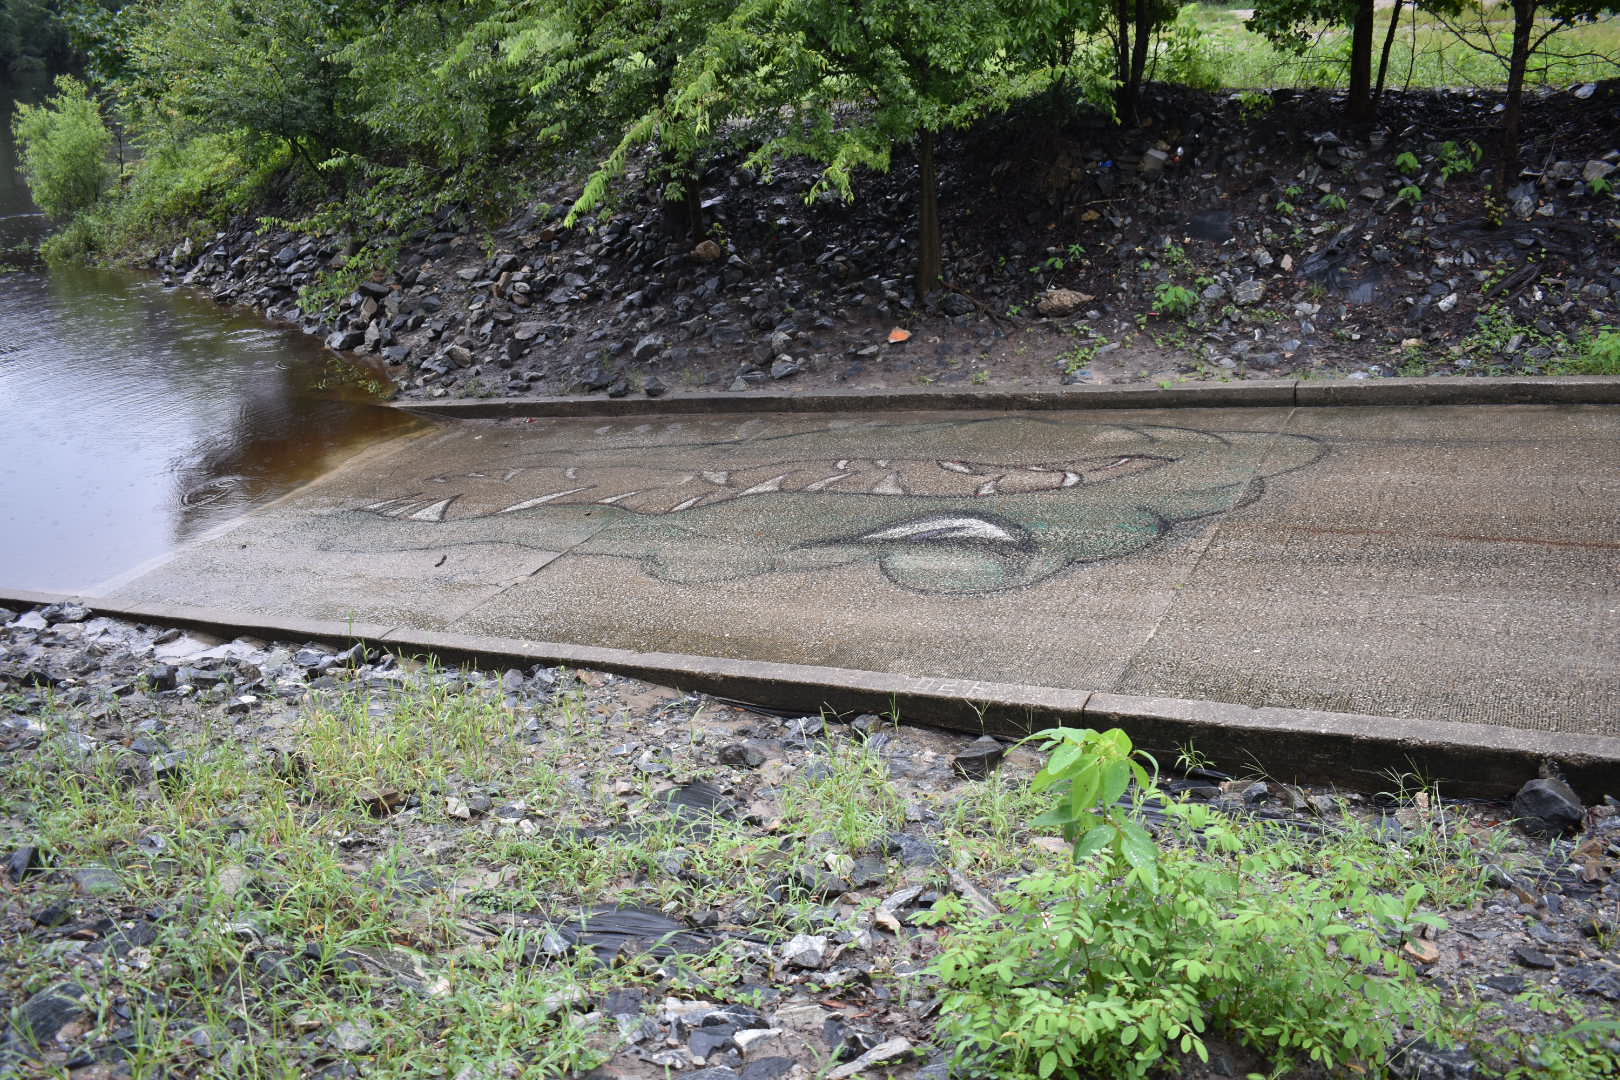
[3, 612, 1618, 1078]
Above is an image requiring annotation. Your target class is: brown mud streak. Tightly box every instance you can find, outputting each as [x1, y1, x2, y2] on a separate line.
[1272, 523, 1620, 552]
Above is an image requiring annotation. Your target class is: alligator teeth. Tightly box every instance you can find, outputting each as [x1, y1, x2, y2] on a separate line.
[803, 472, 855, 491]
[738, 474, 789, 497]
[498, 488, 589, 512]
[407, 498, 456, 522]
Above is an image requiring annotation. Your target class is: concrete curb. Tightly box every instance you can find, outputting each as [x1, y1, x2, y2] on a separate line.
[392, 376, 1620, 419]
[6, 588, 1616, 800]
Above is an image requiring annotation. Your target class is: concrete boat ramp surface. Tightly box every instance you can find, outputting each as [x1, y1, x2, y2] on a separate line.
[25, 398, 1620, 793]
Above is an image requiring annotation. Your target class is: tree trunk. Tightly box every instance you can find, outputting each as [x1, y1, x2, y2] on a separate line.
[1130, 0, 1152, 117]
[1346, 0, 1375, 125]
[916, 129, 941, 298]
[1373, 0, 1403, 113]
[1114, 0, 1136, 124]
[661, 170, 704, 246]
[1497, 0, 1536, 190]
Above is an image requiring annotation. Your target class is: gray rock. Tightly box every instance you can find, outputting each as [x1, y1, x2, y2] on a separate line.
[40, 603, 90, 624]
[633, 334, 667, 361]
[1512, 944, 1557, 970]
[329, 1020, 375, 1053]
[71, 866, 121, 896]
[325, 330, 366, 352]
[769, 357, 803, 380]
[8, 981, 90, 1052]
[951, 736, 1006, 780]
[1233, 279, 1265, 306]
[1582, 160, 1615, 184]
[1511, 777, 1583, 836]
[643, 376, 668, 398]
[1138, 148, 1171, 175]
[781, 933, 829, 970]
[826, 1037, 914, 1080]
[719, 743, 767, 768]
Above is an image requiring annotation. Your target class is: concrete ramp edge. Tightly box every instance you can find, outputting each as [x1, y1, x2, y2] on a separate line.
[5, 589, 1615, 801]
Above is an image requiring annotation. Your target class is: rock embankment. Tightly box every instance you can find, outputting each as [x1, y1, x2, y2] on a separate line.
[149, 85, 1620, 402]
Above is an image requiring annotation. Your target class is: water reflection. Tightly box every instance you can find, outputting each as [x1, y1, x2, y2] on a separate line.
[1, 84, 423, 592]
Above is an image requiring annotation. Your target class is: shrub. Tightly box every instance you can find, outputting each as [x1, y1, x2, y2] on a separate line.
[923, 728, 1444, 1079]
[10, 75, 113, 221]
[1153, 282, 1199, 318]
[1556, 327, 1620, 375]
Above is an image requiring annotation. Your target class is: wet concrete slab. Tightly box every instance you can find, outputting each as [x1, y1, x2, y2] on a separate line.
[95, 404, 1620, 737]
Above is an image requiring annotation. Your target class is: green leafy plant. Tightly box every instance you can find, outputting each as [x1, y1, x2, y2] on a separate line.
[1395, 151, 1422, 175]
[1236, 89, 1272, 123]
[1590, 175, 1614, 197]
[10, 75, 114, 222]
[1473, 987, 1620, 1080]
[1438, 140, 1483, 182]
[923, 727, 1446, 1080]
[1058, 338, 1105, 376]
[1319, 192, 1348, 212]
[1152, 282, 1198, 318]
[1556, 327, 1620, 375]
[1396, 183, 1424, 206]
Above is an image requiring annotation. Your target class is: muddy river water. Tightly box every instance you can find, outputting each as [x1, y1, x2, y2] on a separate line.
[0, 84, 421, 593]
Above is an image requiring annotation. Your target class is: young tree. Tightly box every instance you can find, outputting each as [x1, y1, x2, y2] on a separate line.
[1105, 0, 1188, 125]
[460, 0, 745, 243]
[1248, 0, 1379, 125]
[11, 74, 113, 219]
[598, 0, 1107, 296]
[1434, 0, 1620, 188]
[121, 0, 367, 170]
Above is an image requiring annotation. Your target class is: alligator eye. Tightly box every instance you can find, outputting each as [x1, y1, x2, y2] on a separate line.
[856, 513, 1030, 548]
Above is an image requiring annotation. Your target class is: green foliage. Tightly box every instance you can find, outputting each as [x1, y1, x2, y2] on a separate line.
[1437, 139, 1482, 181]
[41, 127, 285, 262]
[1319, 191, 1347, 212]
[1558, 327, 1620, 375]
[10, 75, 113, 221]
[338, 1, 538, 168]
[1396, 183, 1423, 206]
[1, 0, 78, 75]
[1395, 150, 1422, 175]
[1235, 89, 1272, 122]
[1159, 9, 1223, 90]
[923, 727, 1444, 1080]
[1153, 282, 1199, 317]
[1473, 987, 1620, 1080]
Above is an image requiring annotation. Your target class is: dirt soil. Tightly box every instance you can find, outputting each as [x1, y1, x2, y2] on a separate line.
[2, 604, 1617, 1079]
[150, 83, 1620, 402]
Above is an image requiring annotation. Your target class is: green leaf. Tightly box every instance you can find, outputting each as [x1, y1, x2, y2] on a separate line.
[1045, 740, 1085, 779]
[1098, 758, 1130, 807]
[1073, 823, 1114, 860]
[1030, 805, 1079, 829]
[1038, 1050, 1057, 1077]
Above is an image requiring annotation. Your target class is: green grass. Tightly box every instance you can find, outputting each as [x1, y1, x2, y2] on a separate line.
[1174, 5, 1620, 91]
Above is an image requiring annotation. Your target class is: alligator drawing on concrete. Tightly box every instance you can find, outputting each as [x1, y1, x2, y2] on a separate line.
[333, 417, 1326, 594]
